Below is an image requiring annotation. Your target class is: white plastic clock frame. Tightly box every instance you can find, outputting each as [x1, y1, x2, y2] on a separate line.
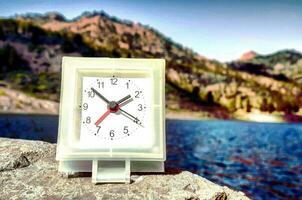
[56, 57, 166, 183]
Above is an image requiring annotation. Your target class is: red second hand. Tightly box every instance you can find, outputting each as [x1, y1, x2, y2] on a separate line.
[95, 109, 111, 126]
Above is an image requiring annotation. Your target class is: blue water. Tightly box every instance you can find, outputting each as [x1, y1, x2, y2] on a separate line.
[166, 120, 302, 200]
[0, 115, 301, 200]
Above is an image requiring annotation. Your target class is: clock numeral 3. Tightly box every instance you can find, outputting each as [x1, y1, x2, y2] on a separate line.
[138, 104, 143, 111]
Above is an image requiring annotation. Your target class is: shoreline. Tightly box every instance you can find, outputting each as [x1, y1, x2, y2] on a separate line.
[0, 110, 301, 123]
[166, 110, 302, 123]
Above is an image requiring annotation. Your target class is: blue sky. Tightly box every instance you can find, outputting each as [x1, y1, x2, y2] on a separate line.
[0, 0, 301, 61]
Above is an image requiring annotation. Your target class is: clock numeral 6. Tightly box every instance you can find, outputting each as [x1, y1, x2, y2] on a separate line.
[109, 130, 115, 137]
[123, 126, 128, 134]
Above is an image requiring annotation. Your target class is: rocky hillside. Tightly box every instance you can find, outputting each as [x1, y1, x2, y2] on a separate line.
[0, 86, 58, 114]
[0, 11, 301, 117]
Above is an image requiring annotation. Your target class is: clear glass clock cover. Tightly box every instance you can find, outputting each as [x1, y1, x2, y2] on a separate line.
[56, 57, 165, 161]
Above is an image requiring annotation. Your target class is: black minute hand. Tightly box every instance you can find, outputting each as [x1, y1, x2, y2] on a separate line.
[91, 87, 110, 104]
[119, 108, 144, 127]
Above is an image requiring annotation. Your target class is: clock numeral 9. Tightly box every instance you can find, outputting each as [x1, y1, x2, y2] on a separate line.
[135, 91, 142, 98]
[109, 130, 115, 137]
[82, 103, 88, 110]
[88, 90, 95, 98]
[85, 116, 91, 124]
[123, 126, 128, 134]
[111, 77, 118, 85]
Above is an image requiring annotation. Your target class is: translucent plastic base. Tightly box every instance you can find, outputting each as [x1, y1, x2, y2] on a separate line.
[59, 160, 164, 183]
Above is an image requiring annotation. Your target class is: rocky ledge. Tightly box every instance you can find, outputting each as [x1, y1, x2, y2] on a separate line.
[0, 137, 250, 200]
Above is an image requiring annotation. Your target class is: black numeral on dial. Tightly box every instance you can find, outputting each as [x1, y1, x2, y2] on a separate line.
[111, 77, 117, 85]
[123, 126, 129, 134]
[138, 104, 143, 111]
[88, 90, 95, 98]
[109, 130, 115, 138]
[97, 81, 104, 88]
[86, 116, 91, 124]
[82, 103, 88, 110]
[96, 125, 101, 133]
[135, 91, 142, 98]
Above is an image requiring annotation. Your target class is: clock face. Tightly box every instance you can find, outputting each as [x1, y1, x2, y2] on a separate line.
[79, 75, 152, 144]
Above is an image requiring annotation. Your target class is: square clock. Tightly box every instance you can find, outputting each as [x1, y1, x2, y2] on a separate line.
[56, 57, 165, 183]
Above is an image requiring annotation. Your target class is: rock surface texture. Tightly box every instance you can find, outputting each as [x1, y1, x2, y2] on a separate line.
[0, 137, 250, 200]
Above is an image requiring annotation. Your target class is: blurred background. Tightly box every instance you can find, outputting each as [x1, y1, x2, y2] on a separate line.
[0, 0, 301, 199]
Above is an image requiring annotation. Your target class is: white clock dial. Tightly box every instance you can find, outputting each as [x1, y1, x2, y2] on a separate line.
[79, 76, 151, 144]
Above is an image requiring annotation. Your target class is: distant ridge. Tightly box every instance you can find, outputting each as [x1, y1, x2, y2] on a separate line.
[239, 51, 258, 61]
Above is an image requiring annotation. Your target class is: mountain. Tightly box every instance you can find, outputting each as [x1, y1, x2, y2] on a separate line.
[0, 11, 301, 117]
[239, 51, 258, 61]
[231, 50, 302, 84]
[249, 49, 302, 66]
[17, 11, 204, 63]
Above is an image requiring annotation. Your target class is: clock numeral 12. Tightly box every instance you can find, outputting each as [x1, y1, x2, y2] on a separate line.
[111, 78, 117, 85]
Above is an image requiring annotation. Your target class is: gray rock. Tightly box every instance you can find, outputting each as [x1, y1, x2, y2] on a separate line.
[0, 137, 250, 200]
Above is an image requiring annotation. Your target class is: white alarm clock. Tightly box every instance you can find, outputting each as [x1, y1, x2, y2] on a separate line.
[56, 57, 165, 183]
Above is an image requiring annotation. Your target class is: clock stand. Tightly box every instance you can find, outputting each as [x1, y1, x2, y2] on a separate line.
[59, 160, 164, 183]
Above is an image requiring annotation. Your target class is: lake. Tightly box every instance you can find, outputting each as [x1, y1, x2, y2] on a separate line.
[0, 114, 301, 200]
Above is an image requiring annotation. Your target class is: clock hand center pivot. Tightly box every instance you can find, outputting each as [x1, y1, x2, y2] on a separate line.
[107, 101, 119, 113]
[107, 94, 132, 112]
